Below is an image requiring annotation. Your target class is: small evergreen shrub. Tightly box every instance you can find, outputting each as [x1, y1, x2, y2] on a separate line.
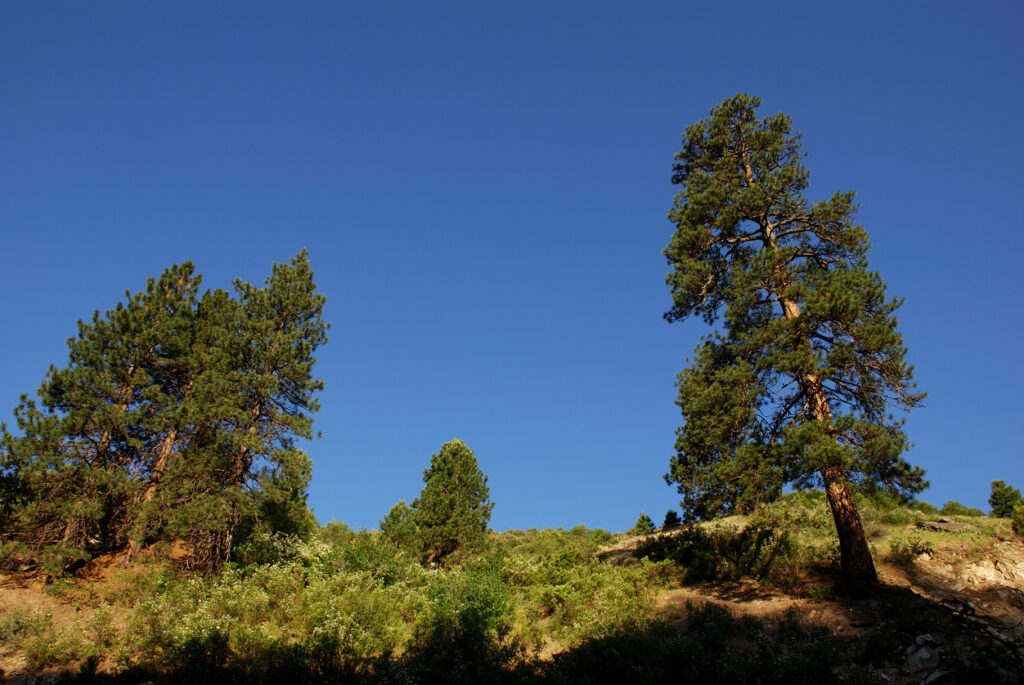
[637, 524, 794, 584]
[1012, 502, 1024, 537]
[989, 480, 1022, 518]
[886, 536, 934, 566]
[942, 501, 985, 517]
[630, 512, 656, 536]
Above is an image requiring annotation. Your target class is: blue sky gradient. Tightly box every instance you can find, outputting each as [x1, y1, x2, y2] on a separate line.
[2, 1, 1021, 531]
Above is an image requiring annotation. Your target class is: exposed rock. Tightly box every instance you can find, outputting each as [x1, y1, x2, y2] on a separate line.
[917, 520, 979, 533]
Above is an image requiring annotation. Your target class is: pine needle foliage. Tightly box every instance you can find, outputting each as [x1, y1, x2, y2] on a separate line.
[988, 480, 1022, 519]
[383, 440, 494, 566]
[1, 251, 327, 575]
[662, 94, 926, 590]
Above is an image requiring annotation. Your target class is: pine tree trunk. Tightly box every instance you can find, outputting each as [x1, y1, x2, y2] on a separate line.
[779, 294, 880, 592]
[124, 427, 178, 563]
[822, 465, 878, 594]
[750, 153, 879, 594]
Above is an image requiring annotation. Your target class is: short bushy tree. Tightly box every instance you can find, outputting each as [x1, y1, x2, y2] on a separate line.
[1012, 502, 1024, 537]
[405, 439, 494, 565]
[989, 480, 1022, 518]
[380, 500, 421, 553]
[941, 501, 984, 517]
[631, 512, 656, 536]
[663, 509, 682, 530]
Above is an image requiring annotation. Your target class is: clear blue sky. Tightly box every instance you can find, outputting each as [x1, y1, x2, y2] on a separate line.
[2, 1, 1021, 531]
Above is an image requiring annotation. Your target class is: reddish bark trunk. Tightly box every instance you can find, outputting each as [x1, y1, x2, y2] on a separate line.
[823, 465, 878, 594]
[777, 289, 879, 591]
[742, 144, 879, 593]
[124, 427, 179, 563]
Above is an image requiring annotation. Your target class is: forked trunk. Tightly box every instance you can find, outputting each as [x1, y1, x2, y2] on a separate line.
[124, 427, 179, 563]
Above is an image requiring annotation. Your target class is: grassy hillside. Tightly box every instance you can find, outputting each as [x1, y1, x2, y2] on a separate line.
[1, 494, 1022, 683]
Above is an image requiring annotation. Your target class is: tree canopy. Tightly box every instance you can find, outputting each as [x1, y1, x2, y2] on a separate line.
[989, 480, 1022, 519]
[0, 251, 327, 574]
[383, 439, 494, 565]
[663, 94, 926, 590]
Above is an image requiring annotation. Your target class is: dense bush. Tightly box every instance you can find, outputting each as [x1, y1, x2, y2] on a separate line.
[630, 512, 656, 536]
[989, 480, 1022, 518]
[1012, 502, 1024, 537]
[499, 527, 655, 648]
[0, 526, 657, 680]
[886, 536, 934, 566]
[637, 524, 795, 584]
[942, 501, 985, 517]
[912, 500, 941, 515]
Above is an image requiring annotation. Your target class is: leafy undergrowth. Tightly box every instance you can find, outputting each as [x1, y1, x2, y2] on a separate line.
[1, 494, 1022, 683]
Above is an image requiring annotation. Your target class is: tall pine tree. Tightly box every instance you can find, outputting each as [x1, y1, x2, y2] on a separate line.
[382, 439, 493, 566]
[663, 95, 925, 591]
[1, 252, 327, 575]
[1, 264, 200, 574]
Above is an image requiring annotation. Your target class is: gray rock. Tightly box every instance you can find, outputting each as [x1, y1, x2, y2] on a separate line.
[906, 646, 941, 672]
[917, 520, 979, 533]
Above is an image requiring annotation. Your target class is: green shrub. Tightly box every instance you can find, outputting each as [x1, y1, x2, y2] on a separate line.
[404, 563, 520, 684]
[637, 524, 795, 584]
[319, 520, 355, 547]
[630, 512, 656, 536]
[498, 528, 655, 648]
[942, 501, 985, 517]
[0, 606, 52, 649]
[663, 510, 682, 529]
[989, 480, 1022, 518]
[886, 536, 934, 566]
[1012, 502, 1024, 537]
[751, 492, 833, 535]
[913, 500, 941, 515]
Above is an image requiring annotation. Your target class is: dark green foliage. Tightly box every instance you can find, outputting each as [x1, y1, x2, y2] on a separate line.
[941, 501, 984, 517]
[1011, 502, 1024, 537]
[1, 252, 327, 575]
[318, 520, 355, 548]
[663, 509, 682, 529]
[663, 94, 925, 588]
[988, 480, 1022, 518]
[637, 524, 793, 584]
[379, 500, 420, 553]
[630, 512, 655, 535]
[404, 562, 519, 684]
[886, 536, 933, 566]
[663, 93, 926, 515]
[382, 439, 494, 565]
